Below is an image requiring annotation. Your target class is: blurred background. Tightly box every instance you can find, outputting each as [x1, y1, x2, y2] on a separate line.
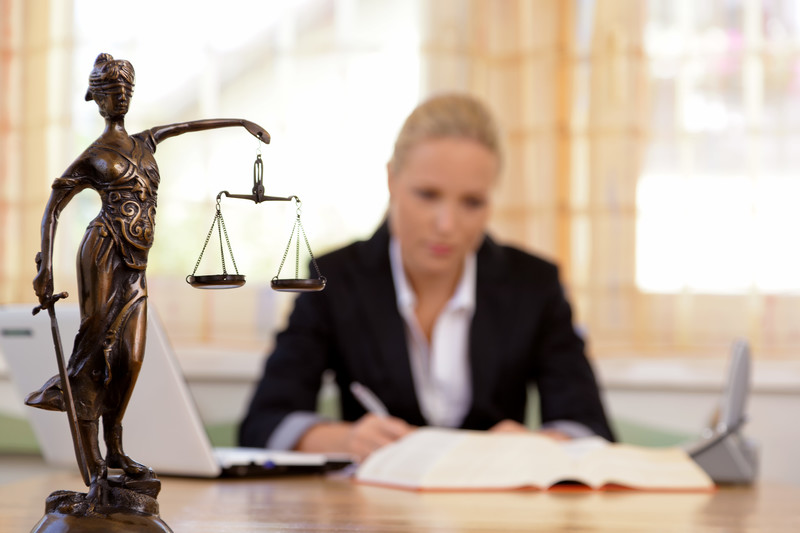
[1, 0, 799, 484]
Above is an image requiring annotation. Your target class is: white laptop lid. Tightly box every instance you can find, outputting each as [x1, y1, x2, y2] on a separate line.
[0, 303, 221, 477]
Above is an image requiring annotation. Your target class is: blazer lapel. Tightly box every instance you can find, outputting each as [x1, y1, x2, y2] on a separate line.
[465, 236, 513, 428]
[352, 223, 425, 424]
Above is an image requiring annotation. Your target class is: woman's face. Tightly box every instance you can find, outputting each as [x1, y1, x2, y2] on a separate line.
[93, 84, 133, 120]
[388, 137, 498, 281]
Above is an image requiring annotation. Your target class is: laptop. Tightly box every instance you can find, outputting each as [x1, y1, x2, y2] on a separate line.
[0, 303, 352, 478]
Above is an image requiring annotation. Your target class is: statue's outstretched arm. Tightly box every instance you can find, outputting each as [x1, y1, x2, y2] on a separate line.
[149, 119, 270, 145]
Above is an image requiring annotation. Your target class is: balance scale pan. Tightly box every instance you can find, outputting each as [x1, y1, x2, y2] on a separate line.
[271, 278, 326, 293]
[186, 274, 246, 289]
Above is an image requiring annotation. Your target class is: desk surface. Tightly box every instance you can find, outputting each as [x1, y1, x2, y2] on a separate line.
[0, 469, 798, 532]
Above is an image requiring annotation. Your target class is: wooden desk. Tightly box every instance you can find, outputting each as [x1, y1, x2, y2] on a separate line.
[0, 470, 798, 532]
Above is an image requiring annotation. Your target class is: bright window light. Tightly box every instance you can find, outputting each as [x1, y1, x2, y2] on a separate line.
[66, 0, 421, 282]
[636, 173, 800, 293]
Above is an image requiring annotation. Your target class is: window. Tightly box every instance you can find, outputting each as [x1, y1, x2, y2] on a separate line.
[638, 0, 800, 294]
[0, 0, 419, 345]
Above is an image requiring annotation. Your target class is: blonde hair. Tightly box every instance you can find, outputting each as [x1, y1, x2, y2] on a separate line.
[388, 93, 502, 173]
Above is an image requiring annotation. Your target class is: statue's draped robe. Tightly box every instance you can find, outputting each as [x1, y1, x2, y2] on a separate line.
[27, 131, 160, 420]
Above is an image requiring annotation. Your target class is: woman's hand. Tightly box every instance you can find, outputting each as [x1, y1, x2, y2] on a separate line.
[488, 419, 530, 433]
[296, 415, 415, 462]
[344, 414, 415, 461]
[536, 428, 571, 441]
[489, 419, 571, 441]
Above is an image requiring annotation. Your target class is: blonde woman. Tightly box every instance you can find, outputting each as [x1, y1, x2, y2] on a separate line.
[240, 94, 613, 460]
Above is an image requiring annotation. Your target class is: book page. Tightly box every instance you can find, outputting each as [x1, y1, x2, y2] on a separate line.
[356, 427, 713, 491]
[420, 430, 574, 489]
[575, 443, 714, 490]
[356, 428, 467, 489]
[357, 427, 576, 490]
[559, 436, 612, 460]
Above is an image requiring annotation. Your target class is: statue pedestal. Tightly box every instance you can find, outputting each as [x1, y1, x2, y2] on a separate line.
[31, 475, 171, 532]
[32, 512, 172, 533]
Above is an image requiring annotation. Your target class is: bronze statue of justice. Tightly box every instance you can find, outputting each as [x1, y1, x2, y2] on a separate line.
[26, 53, 324, 532]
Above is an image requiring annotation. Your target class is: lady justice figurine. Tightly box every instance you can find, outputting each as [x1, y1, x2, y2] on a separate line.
[26, 53, 270, 531]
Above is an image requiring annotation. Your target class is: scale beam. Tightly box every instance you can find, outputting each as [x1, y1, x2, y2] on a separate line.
[216, 190, 296, 204]
[187, 139, 325, 293]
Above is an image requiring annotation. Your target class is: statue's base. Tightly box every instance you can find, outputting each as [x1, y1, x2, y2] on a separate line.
[31, 475, 171, 532]
[32, 511, 172, 532]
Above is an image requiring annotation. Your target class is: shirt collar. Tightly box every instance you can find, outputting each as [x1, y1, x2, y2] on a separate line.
[389, 237, 476, 314]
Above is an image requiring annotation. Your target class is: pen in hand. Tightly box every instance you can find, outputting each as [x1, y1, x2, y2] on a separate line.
[350, 382, 389, 417]
[348, 382, 415, 460]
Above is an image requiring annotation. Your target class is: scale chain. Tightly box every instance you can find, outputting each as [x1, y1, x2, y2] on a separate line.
[191, 208, 219, 277]
[275, 221, 297, 279]
[295, 213, 300, 279]
[217, 211, 227, 275]
[299, 220, 324, 279]
[274, 197, 323, 281]
[191, 201, 240, 277]
[218, 210, 240, 275]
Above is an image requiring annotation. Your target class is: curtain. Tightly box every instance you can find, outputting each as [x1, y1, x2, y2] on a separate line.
[581, 0, 649, 356]
[0, 0, 74, 303]
[422, 0, 571, 260]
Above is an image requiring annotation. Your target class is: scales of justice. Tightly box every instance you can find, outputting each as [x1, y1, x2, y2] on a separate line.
[26, 53, 325, 532]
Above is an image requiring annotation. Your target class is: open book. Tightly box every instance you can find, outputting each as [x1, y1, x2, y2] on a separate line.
[355, 428, 714, 491]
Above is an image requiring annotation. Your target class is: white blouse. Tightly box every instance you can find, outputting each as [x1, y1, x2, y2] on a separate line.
[389, 238, 476, 428]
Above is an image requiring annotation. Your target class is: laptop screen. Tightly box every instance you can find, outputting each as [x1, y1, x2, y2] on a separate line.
[0, 303, 221, 477]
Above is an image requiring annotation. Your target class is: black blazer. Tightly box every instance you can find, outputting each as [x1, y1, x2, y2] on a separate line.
[239, 223, 614, 446]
